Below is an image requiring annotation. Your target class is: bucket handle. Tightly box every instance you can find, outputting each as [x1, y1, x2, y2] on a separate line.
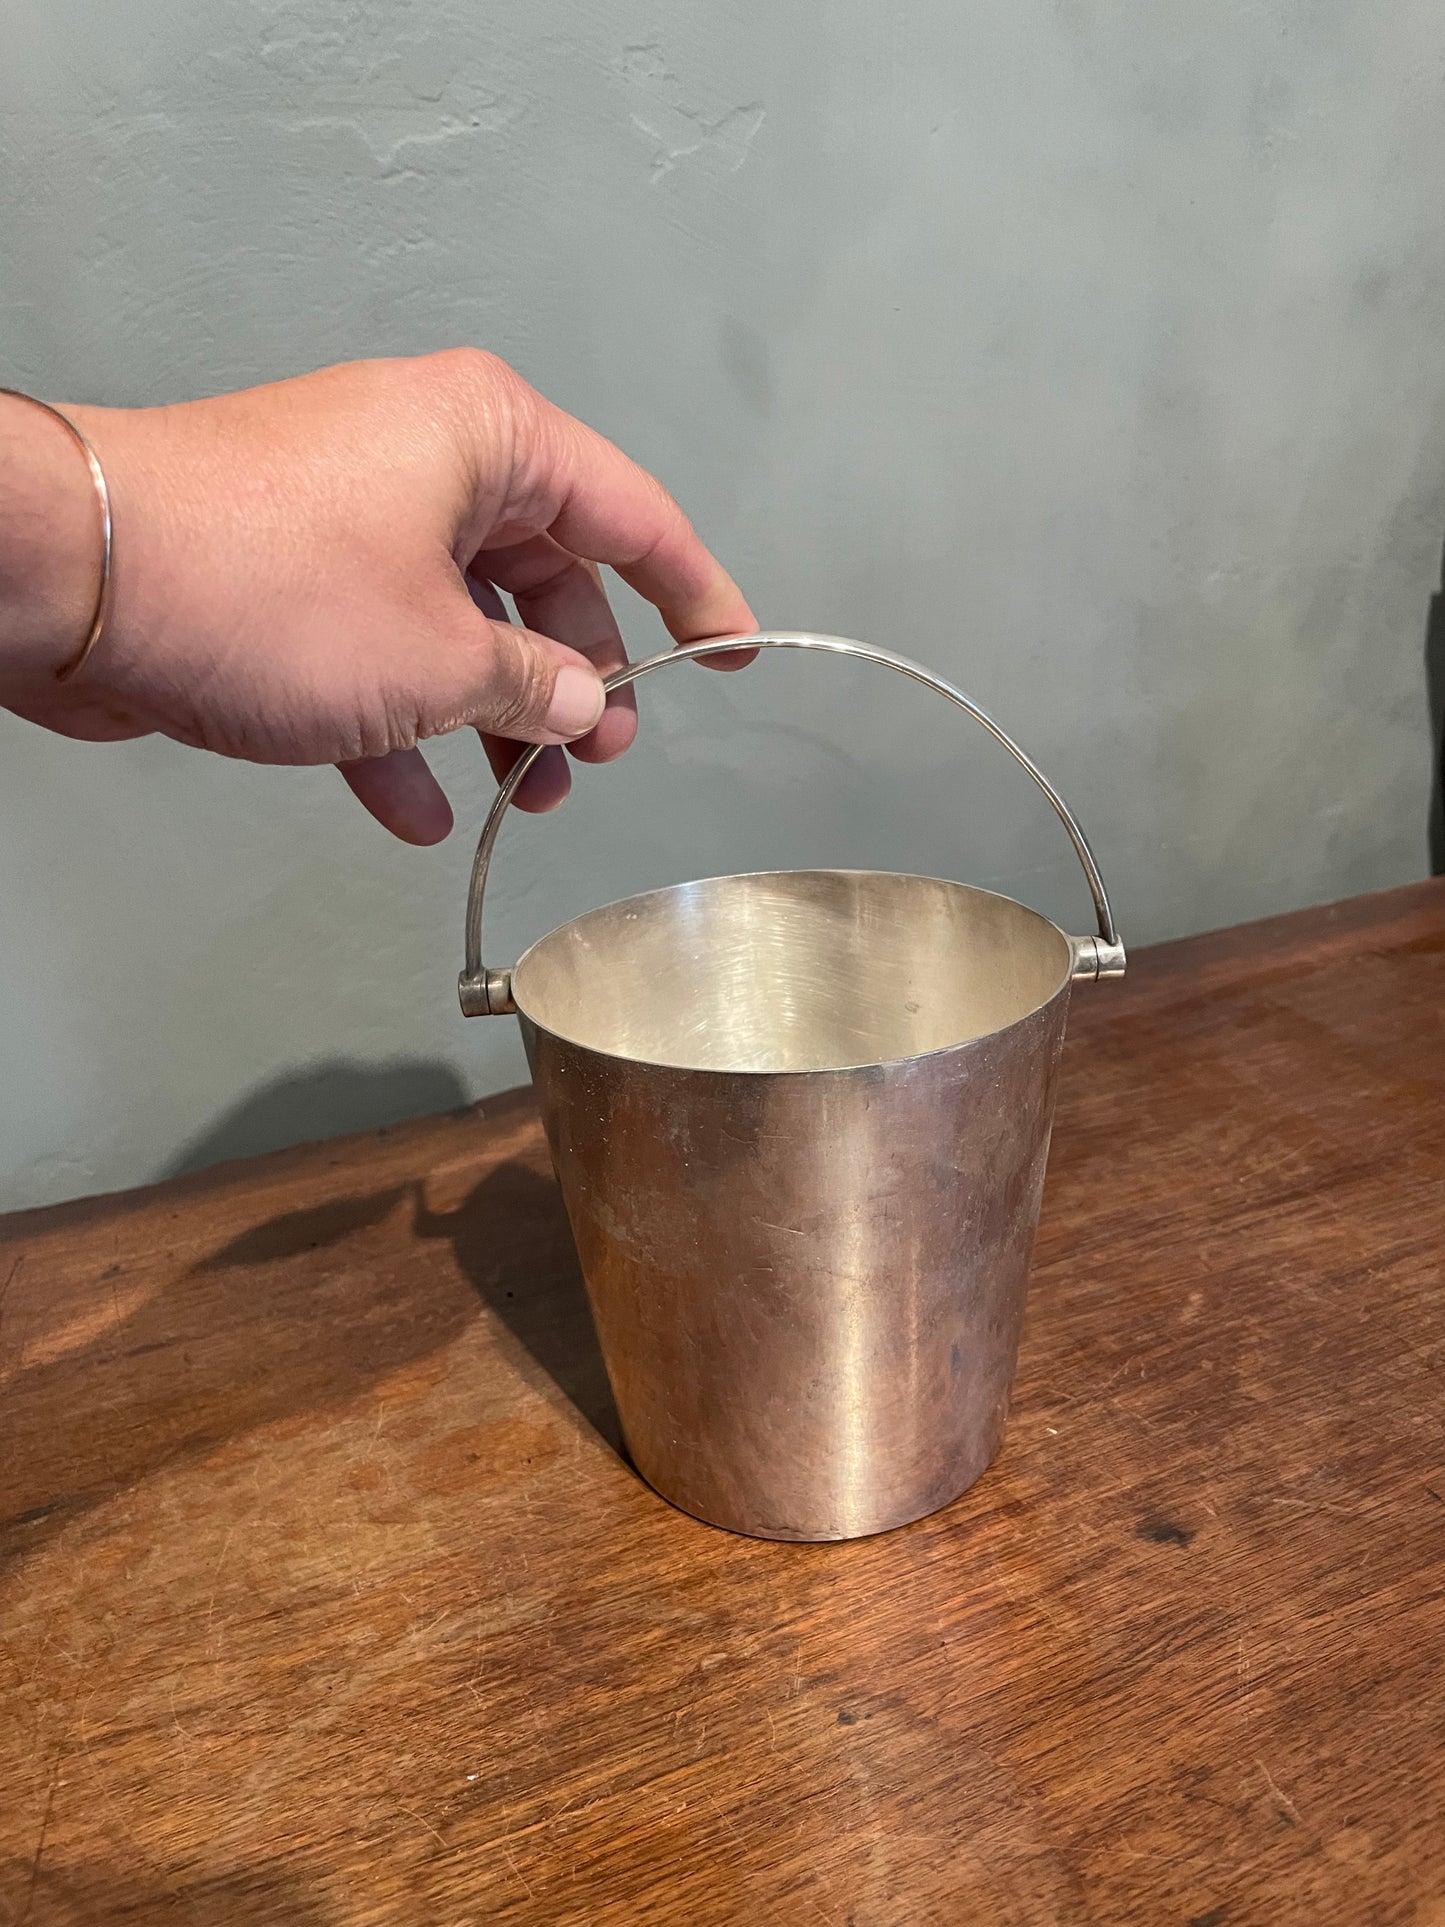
[459, 631, 1124, 1016]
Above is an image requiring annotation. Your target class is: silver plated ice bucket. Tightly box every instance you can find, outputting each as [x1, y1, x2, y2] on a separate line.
[459, 634, 1124, 1540]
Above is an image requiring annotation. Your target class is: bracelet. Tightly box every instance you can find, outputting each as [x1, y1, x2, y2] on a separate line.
[0, 385, 113, 682]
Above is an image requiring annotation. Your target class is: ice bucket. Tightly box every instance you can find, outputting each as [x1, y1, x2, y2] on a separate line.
[459, 634, 1124, 1540]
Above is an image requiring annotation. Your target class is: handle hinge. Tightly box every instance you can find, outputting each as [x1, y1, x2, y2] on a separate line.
[459, 968, 515, 1018]
[1070, 934, 1128, 982]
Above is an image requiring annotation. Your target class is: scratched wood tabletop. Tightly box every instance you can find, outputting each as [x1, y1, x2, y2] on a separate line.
[2, 881, 1443, 1927]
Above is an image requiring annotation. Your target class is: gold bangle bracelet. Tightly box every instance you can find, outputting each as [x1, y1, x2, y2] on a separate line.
[0, 385, 113, 682]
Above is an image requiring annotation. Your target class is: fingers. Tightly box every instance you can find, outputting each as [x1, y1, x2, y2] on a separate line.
[540, 415, 755, 641]
[341, 570, 612, 836]
[466, 567, 573, 812]
[547, 414, 762, 670]
[473, 537, 637, 764]
[338, 746, 454, 845]
[336, 596, 598, 836]
[538, 409, 759, 667]
[480, 735, 572, 815]
[453, 359, 757, 664]
[431, 600, 607, 745]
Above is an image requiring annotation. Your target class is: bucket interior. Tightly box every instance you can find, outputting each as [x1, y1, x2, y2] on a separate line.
[511, 870, 1073, 1074]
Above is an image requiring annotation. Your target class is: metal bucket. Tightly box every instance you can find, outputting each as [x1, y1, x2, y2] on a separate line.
[459, 634, 1124, 1540]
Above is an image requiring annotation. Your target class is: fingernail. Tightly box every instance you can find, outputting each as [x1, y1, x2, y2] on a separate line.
[545, 665, 606, 739]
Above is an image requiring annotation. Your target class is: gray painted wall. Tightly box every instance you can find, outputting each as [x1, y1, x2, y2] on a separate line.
[2, 2, 1442, 1212]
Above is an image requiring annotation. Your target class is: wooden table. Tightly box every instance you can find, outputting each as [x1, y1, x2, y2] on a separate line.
[3, 883, 1443, 1926]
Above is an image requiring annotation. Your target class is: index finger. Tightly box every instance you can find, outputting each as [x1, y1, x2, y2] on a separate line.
[531, 396, 758, 659]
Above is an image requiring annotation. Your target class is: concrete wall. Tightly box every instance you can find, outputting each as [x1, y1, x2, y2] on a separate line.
[3, 1, 1443, 1211]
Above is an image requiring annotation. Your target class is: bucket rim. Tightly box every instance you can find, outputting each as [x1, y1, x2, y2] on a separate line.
[510, 867, 1075, 1077]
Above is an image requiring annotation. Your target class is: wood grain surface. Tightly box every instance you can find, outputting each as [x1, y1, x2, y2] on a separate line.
[2, 881, 1443, 1926]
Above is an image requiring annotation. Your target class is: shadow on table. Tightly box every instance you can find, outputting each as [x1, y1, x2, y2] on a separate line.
[0, 1855, 328, 1926]
[414, 1161, 620, 1451]
[1, 1067, 618, 1572]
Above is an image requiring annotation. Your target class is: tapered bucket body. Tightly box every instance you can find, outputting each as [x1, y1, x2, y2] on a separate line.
[458, 632, 1125, 1541]
[513, 868, 1074, 1541]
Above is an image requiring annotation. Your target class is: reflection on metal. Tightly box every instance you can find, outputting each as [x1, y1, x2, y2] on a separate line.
[456, 633, 1125, 1539]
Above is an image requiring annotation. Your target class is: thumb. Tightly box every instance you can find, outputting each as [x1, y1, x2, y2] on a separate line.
[439, 613, 607, 746]
[337, 607, 607, 847]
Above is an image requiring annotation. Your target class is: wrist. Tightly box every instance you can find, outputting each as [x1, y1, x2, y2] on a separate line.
[0, 392, 111, 690]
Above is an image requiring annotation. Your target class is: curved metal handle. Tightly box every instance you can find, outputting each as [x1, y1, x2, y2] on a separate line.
[460, 632, 1125, 1016]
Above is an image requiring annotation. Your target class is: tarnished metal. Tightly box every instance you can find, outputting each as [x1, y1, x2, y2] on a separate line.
[1070, 933, 1129, 981]
[456, 634, 1124, 1539]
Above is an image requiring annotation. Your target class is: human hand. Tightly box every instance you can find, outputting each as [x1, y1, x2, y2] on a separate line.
[0, 351, 755, 841]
